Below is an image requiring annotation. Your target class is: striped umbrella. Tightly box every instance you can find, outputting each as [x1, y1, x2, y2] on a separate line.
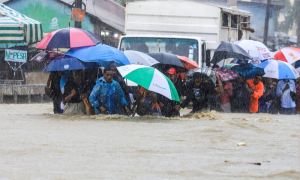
[0, 3, 43, 44]
[117, 65, 180, 102]
[274, 47, 300, 64]
[36, 27, 101, 49]
[258, 60, 299, 79]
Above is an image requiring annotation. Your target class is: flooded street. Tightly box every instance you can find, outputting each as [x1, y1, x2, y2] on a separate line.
[0, 103, 299, 179]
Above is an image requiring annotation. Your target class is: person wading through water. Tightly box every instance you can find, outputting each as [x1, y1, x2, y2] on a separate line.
[245, 75, 264, 113]
[157, 68, 182, 117]
[180, 71, 223, 113]
[89, 67, 131, 115]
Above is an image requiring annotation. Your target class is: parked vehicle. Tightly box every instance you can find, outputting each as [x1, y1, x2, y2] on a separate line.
[118, 0, 252, 67]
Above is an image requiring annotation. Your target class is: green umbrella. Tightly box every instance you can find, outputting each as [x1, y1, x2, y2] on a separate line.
[117, 65, 180, 102]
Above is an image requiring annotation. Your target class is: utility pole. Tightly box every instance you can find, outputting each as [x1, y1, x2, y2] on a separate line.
[263, 0, 271, 45]
[74, 0, 82, 28]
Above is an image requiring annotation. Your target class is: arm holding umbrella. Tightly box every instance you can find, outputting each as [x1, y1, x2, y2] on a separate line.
[214, 72, 224, 93]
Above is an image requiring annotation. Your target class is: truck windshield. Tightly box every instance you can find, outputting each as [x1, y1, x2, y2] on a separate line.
[119, 37, 199, 63]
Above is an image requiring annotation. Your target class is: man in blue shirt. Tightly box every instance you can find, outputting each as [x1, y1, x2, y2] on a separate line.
[276, 79, 296, 115]
[89, 67, 131, 115]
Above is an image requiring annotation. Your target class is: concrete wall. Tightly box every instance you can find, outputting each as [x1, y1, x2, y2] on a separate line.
[5, 0, 94, 33]
[25, 72, 49, 85]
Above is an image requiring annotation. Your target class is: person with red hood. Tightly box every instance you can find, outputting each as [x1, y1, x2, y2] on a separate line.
[245, 75, 264, 113]
[157, 67, 182, 117]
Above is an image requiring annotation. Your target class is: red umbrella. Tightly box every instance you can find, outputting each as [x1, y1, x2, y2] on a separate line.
[274, 47, 300, 64]
[36, 27, 101, 49]
[176, 55, 199, 70]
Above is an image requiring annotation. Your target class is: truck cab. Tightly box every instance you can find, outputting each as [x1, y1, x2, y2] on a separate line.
[118, 35, 208, 67]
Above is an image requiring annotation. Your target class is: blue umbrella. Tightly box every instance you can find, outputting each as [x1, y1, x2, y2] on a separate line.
[65, 44, 130, 67]
[231, 63, 265, 80]
[258, 60, 299, 79]
[44, 56, 101, 72]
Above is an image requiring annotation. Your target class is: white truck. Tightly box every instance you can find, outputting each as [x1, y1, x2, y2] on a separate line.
[118, 0, 252, 67]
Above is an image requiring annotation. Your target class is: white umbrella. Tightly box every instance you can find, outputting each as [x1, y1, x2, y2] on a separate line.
[124, 50, 159, 66]
[235, 40, 272, 61]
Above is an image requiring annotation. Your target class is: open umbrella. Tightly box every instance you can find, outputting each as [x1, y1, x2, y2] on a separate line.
[213, 68, 239, 81]
[231, 63, 265, 80]
[148, 52, 186, 73]
[186, 67, 217, 85]
[44, 56, 101, 72]
[176, 55, 199, 70]
[124, 50, 159, 66]
[30, 51, 64, 63]
[211, 41, 251, 64]
[36, 27, 102, 49]
[258, 60, 299, 79]
[273, 47, 300, 64]
[65, 44, 130, 67]
[117, 65, 180, 102]
[235, 40, 271, 61]
[223, 64, 238, 69]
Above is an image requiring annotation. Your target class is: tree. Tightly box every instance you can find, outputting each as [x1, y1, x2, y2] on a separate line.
[276, 0, 300, 47]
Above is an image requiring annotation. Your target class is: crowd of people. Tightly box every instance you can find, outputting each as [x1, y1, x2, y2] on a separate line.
[45, 63, 300, 117]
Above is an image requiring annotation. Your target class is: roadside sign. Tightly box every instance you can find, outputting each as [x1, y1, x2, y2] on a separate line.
[5, 49, 27, 62]
[71, 8, 85, 22]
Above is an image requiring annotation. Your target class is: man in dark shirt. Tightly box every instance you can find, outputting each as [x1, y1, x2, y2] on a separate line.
[230, 74, 249, 113]
[157, 68, 182, 117]
[180, 72, 217, 113]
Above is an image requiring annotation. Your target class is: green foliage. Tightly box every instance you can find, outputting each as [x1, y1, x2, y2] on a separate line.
[276, 0, 300, 33]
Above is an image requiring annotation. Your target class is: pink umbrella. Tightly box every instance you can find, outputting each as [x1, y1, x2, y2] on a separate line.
[36, 27, 101, 49]
[274, 47, 300, 64]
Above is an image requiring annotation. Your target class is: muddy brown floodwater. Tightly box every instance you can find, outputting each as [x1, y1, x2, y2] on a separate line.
[0, 103, 299, 179]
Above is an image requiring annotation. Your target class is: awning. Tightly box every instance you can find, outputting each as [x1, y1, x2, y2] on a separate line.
[0, 3, 43, 44]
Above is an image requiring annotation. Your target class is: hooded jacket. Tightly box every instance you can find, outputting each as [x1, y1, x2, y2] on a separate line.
[89, 77, 128, 115]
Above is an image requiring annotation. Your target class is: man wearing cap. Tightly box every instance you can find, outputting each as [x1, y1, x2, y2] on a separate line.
[157, 68, 183, 117]
[245, 75, 264, 113]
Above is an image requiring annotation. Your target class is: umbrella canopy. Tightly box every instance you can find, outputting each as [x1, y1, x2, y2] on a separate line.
[44, 56, 101, 72]
[176, 55, 199, 70]
[258, 60, 299, 80]
[148, 52, 186, 73]
[273, 47, 300, 64]
[36, 27, 101, 49]
[186, 67, 217, 85]
[235, 40, 271, 61]
[65, 44, 130, 67]
[213, 68, 239, 81]
[294, 61, 300, 73]
[0, 3, 43, 44]
[124, 50, 159, 66]
[117, 65, 180, 102]
[211, 41, 251, 64]
[30, 51, 64, 63]
[231, 63, 265, 80]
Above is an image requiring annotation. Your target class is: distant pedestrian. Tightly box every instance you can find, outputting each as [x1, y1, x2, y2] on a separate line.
[157, 68, 182, 117]
[259, 78, 277, 114]
[231, 74, 249, 113]
[219, 81, 232, 113]
[296, 77, 300, 114]
[277, 79, 296, 115]
[89, 67, 131, 115]
[245, 75, 264, 113]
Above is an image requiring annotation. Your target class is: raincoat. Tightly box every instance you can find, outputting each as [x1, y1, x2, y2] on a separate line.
[246, 79, 264, 113]
[89, 77, 128, 115]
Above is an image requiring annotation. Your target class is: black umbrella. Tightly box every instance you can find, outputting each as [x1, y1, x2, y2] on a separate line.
[148, 52, 186, 73]
[30, 50, 64, 63]
[211, 41, 251, 64]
